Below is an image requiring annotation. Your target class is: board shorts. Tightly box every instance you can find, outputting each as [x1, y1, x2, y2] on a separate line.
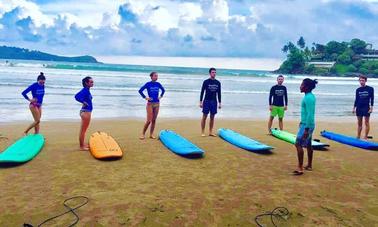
[271, 106, 285, 118]
[148, 102, 160, 108]
[295, 123, 315, 147]
[356, 107, 370, 117]
[202, 100, 217, 115]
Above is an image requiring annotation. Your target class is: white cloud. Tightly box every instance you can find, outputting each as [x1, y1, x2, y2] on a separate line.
[0, 0, 378, 58]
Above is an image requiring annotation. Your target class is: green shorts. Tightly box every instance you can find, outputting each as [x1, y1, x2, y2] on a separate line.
[271, 106, 285, 118]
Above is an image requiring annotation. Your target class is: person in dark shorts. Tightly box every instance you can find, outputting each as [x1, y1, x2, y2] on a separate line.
[268, 75, 288, 134]
[353, 75, 374, 139]
[294, 78, 317, 175]
[200, 68, 221, 137]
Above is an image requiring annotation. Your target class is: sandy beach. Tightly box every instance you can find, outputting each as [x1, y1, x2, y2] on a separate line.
[0, 119, 377, 226]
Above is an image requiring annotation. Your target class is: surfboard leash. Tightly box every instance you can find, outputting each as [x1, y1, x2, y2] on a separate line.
[23, 196, 89, 227]
[254, 206, 290, 227]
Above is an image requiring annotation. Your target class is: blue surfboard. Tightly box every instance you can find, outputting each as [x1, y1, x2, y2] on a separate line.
[159, 130, 204, 157]
[218, 128, 273, 151]
[321, 130, 378, 150]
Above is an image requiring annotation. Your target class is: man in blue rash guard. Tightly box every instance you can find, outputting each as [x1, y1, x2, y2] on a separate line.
[21, 72, 46, 135]
[139, 72, 165, 140]
[353, 75, 374, 140]
[75, 76, 94, 150]
[200, 67, 221, 137]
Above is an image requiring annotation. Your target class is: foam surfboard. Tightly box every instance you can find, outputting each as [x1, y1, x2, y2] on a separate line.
[321, 130, 378, 150]
[218, 128, 273, 151]
[159, 130, 204, 157]
[0, 134, 44, 163]
[89, 132, 123, 159]
[271, 129, 329, 150]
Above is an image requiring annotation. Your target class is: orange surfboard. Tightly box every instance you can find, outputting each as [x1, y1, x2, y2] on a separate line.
[89, 132, 123, 159]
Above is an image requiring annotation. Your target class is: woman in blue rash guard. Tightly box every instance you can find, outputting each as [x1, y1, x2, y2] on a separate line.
[21, 72, 46, 135]
[138, 72, 165, 139]
[75, 76, 94, 150]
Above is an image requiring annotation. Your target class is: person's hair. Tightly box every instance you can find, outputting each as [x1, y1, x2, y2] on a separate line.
[302, 78, 318, 92]
[277, 74, 284, 79]
[359, 74, 367, 81]
[149, 72, 157, 78]
[37, 72, 45, 81]
[209, 67, 216, 74]
[82, 76, 92, 87]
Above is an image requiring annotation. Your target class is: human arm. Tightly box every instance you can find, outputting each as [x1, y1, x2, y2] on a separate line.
[284, 87, 288, 110]
[218, 82, 221, 109]
[199, 81, 206, 107]
[21, 84, 35, 102]
[369, 87, 374, 113]
[138, 83, 150, 101]
[159, 83, 165, 99]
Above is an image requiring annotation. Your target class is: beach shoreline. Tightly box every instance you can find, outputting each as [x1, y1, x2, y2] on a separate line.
[1, 119, 377, 226]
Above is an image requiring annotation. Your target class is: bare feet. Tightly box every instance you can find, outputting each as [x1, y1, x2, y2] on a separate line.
[80, 145, 89, 151]
[201, 133, 206, 137]
[292, 168, 304, 175]
[304, 166, 313, 171]
[149, 135, 156, 139]
[209, 133, 217, 137]
[139, 135, 145, 140]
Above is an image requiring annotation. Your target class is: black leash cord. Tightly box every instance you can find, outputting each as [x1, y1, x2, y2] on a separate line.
[255, 207, 290, 227]
[24, 196, 89, 227]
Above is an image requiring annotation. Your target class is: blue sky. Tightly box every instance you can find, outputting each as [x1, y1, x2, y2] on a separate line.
[1, 0, 378, 58]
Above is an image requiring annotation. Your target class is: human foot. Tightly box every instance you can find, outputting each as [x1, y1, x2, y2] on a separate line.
[304, 166, 313, 171]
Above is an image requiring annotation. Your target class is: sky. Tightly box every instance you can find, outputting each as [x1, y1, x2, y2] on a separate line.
[1, 0, 378, 59]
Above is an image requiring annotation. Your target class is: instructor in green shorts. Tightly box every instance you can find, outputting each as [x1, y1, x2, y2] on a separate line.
[268, 75, 288, 134]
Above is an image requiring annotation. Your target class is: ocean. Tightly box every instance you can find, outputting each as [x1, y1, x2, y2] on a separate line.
[0, 59, 375, 122]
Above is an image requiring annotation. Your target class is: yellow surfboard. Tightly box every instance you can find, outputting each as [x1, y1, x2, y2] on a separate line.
[89, 132, 123, 159]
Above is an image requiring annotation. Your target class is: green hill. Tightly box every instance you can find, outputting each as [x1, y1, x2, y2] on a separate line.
[0, 46, 98, 63]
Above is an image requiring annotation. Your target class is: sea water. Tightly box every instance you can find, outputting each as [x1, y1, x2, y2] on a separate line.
[0, 59, 375, 122]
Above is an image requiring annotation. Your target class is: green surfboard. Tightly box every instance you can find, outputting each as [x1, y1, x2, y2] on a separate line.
[0, 134, 45, 163]
[271, 129, 329, 150]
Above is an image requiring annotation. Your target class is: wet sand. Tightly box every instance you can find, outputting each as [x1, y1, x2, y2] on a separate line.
[0, 119, 377, 226]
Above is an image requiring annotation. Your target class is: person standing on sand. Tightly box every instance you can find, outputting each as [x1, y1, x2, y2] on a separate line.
[139, 72, 165, 140]
[200, 67, 222, 137]
[268, 75, 288, 134]
[75, 76, 94, 150]
[21, 72, 46, 135]
[353, 75, 374, 140]
[293, 78, 317, 175]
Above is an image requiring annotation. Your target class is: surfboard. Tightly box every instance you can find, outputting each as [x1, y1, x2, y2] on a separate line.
[321, 130, 378, 150]
[159, 130, 204, 157]
[271, 129, 329, 150]
[0, 134, 44, 163]
[89, 132, 123, 159]
[218, 128, 273, 151]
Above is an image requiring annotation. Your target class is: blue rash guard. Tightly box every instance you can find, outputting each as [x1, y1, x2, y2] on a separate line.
[138, 81, 165, 103]
[75, 87, 93, 111]
[21, 82, 45, 106]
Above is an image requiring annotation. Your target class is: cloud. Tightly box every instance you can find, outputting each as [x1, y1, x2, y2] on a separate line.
[0, 0, 377, 58]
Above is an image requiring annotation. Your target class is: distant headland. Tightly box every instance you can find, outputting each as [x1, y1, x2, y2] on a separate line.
[0, 46, 98, 63]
